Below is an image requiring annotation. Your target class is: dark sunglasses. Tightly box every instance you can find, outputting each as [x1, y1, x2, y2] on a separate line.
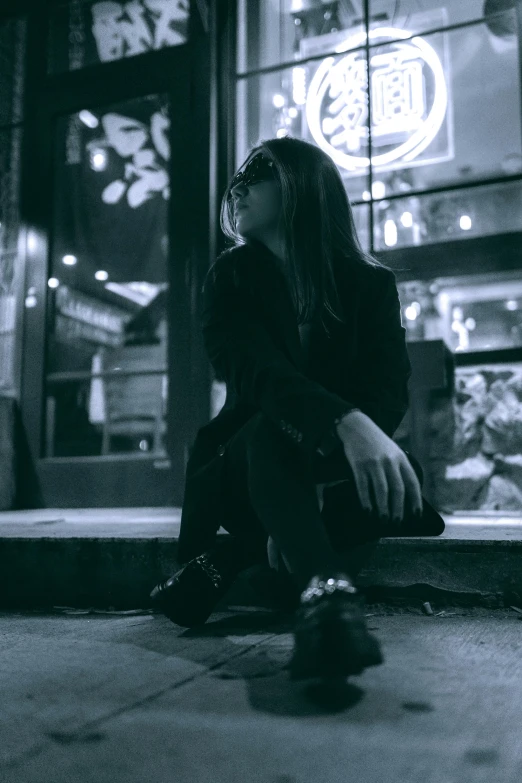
[227, 153, 277, 199]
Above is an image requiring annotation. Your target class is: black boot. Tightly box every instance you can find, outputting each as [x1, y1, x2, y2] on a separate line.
[288, 572, 384, 680]
[149, 537, 262, 627]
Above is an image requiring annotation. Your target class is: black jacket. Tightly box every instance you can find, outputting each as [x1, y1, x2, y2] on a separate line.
[177, 242, 444, 563]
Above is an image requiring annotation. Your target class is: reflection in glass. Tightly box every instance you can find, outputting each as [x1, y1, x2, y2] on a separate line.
[46, 94, 169, 457]
[398, 271, 522, 353]
[372, 179, 522, 250]
[236, 1, 499, 75]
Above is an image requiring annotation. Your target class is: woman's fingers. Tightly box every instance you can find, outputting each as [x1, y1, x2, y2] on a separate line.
[386, 460, 406, 521]
[352, 467, 372, 514]
[353, 461, 389, 518]
[399, 458, 424, 516]
[353, 456, 422, 523]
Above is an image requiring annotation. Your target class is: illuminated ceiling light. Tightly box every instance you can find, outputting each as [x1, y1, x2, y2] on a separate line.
[48, 278, 60, 288]
[362, 190, 371, 201]
[95, 270, 109, 281]
[288, 107, 298, 119]
[276, 128, 289, 138]
[62, 254, 77, 266]
[292, 67, 307, 106]
[90, 148, 108, 172]
[272, 93, 285, 109]
[460, 215, 472, 230]
[384, 219, 397, 247]
[400, 211, 413, 227]
[506, 300, 519, 311]
[372, 181, 385, 199]
[405, 305, 418, 321]
[78, 109, 99, 128]
[27, 229, 39, 254]
[306, 27, 448, 172]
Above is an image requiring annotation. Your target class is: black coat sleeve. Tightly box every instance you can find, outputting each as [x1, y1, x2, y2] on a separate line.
[201, 250, 359, 460]
[351, 266, 412, 439]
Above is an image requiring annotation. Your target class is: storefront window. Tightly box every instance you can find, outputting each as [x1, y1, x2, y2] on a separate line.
[237, 0, 507, 74]
[45, 94, 169, 457]
[235, 3, 521, 250]
[373, 179, 522, 249]
[398, 271, 522, 352]
[433, 359, 522, 513]
[48, 0, 190, 73]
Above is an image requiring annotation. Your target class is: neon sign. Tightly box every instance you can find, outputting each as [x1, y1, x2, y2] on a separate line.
[304, 27, 449, 172]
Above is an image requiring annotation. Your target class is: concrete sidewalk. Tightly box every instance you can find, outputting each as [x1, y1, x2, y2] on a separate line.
[1, 508, 522, 609]
[1, 606, 521, 783]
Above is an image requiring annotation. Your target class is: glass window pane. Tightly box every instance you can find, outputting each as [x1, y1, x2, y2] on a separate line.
[45, 94, 170, 457]
[448, 360, 522, 512]
[236, 66, 370, 202]
[369, 13, 521, 198]
[372, 179, 522, 250]
[46, 368, 167, 457]
[398, 270, 522, 352]
[369, 0, 488, 36]
[237, 1, 494, 74]
[0, 16, 25, 126]
[48, 0, 190, 74]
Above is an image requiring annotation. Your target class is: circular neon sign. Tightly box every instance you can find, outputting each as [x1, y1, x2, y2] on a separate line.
[305, 27, 448, 172]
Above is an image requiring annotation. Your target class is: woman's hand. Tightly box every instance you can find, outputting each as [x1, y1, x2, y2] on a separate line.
[335, 410, 423, 524]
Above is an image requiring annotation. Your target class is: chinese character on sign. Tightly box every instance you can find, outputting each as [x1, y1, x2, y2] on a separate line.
[96, 110, 170, 208]
[91, 0, 189, 63]
[322, 54, 368, 153]
[371, 50, 425, 139]
[305, 28, 449, 173]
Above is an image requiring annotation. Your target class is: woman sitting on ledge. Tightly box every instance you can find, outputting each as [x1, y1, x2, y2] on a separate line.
[151, 136, 445, 682]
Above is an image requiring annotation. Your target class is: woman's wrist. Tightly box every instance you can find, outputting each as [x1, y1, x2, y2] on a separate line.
[335, 408, 366, 433]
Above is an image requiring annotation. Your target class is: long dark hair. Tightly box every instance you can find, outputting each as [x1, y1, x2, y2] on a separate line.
[220, 136, 399, 332]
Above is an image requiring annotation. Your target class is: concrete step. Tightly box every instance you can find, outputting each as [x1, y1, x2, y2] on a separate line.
[1, 508, 522, 611]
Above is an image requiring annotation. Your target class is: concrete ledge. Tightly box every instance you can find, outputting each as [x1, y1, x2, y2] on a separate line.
[1, 509, 522, 610]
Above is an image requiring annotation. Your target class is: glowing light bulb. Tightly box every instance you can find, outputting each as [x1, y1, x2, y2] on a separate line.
[272, 93, 285, 108]
[62, 254, 77, 265]
[460, 215, 472, 230]
[292, 67, 307, 105]
[384, 219, 397, 247]
[95, 270, 109, 281]
[372, 181, 386, 199]
[78, 109, 99, 128]
[48, 278, 59, 288]
[400, 211, 413, 227]
[90, 149, 108, 171]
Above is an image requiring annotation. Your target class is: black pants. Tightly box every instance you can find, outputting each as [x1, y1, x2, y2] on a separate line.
[215, 411, 423, 591]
